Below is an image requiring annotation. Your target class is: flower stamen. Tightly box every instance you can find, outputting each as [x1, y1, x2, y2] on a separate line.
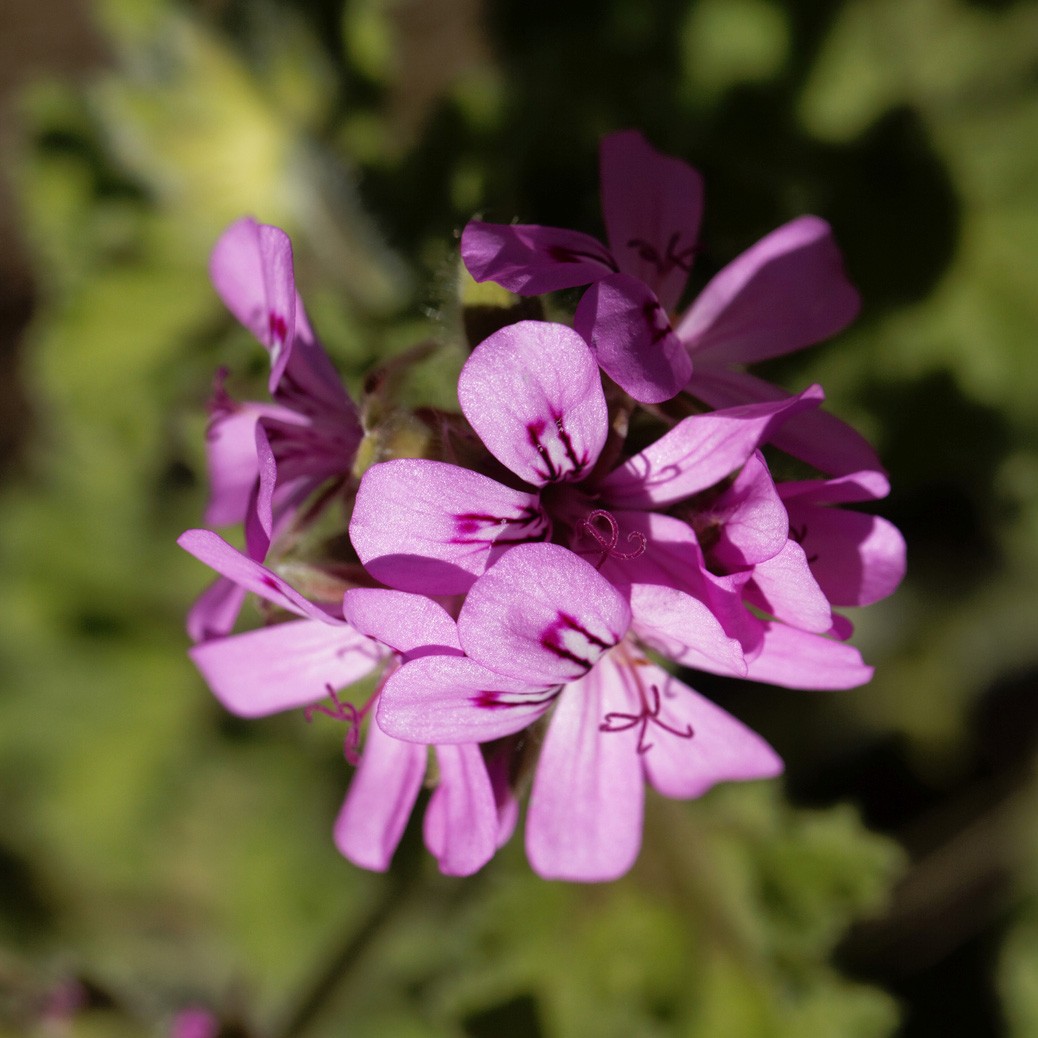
[599, 684, 694, 754]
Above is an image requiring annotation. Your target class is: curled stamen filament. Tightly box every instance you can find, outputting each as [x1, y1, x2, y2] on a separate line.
[583, 509, 647, 564]
[304, 685, 370, 766]
[599, 684, 695, 754]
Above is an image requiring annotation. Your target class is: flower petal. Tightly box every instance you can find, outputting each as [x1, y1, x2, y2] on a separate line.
[676, 215, 859, 363]
[376, 655, 556, 743]
[333, 718, 427, 872]
[574, 274, 692, 404]
[783, 505, 907, 607]
[458, 321, 607, 486]
[459, 542, 631, 685]
[599, 130, 703, 312]
[704, 452, 790, 569]
[461, 220, 616, 294]
[189, 619, 384, 716]
[600, 386, 823, 508]
[526, 659, 644, 881]
[629, 583, 747, 677]
[186, 576, 248, 643]
[687, 366, 884, 477]
[624, 664, 783, 798]
[425, 744, 499, 876]
[342, 588, 462, 657]
[744, 621, 874, 690]
[178, 529, 344, 624]
[350, 459, 548, 595]
[745, 539, 833, 633]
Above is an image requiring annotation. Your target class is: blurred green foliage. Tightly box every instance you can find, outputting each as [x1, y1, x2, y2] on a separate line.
[1, 0, 1037, 1034]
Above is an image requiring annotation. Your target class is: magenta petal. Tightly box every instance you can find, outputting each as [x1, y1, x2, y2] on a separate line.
[189, 619, 384, 717]
[600, 386, 823, 507]
[342, 588, 462, 657]
[629, 583, 747, 677]
[676, 215, 860, 363]
[333, 719, 427, 872]
[526, 660, 644, 882]
[459, 321, 607, 486]
[204, 400, 291, 528]
[707, 453, 789, 568]
[376, 655, 555, 744]
[425, 744, 498, 876]
[458, 542, 631, 685]
[785, 506, 906, 607]
[687, 366, 884, 478]
[574, 274, 692, 404]
[209, 217, 298, 393]
[625, 663, 783, 798]
[186, 577, 248, 643]
[461, 220, 616, 294]
[178, 529, 344, 624]
[746, 540, 833, 634]
[599, 130, 703, 312]
[744, 621, 874, 690]
[350, 459, 549, 595]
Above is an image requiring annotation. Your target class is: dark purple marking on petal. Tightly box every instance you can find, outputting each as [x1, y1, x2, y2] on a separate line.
[547, 243, 620, 270]
[473, 688, 560, 710]
[599, 683, 695, 755]
[625, 231, 698, 277]
[642, 298, 672, 345]
[261, 574, 283, 592]
[526, 414, 589, 483]
[451, 506, 548, 546]
[539, 611, 616, 671]
[268, 311, 289, 344]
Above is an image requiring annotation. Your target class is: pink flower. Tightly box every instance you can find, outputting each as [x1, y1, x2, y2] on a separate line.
[351, 320, 873, 689]
[179, 529, 505, 875]
[374, 542, 783, 881]
[189, 218, 363, 641]
[170, 1007, 219, 1038]
[462, 130, 877, 476]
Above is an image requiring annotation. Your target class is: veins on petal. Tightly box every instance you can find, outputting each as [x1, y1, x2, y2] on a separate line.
[540, 612, 617, 671]
[599, 683, 695, 754]
[526, 415, 588, 483]
[625, 231, 698, 277]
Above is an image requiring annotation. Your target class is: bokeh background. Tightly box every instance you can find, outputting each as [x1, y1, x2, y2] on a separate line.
[1, 0, 1037, 1035]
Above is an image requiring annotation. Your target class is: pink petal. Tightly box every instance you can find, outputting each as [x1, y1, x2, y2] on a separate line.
[189, 619, 384, 716]
[178, 529, 344, 624]
[599, 386, 823, 507]
[204, 400, 292, 528]
[376, 655, 556, 744]
[687, 366, 884, 477]
[526, 660, 644, 881]
[186, 576, 248, 643]
[614, 662, 783, 798]
[705, 452, 789, 568]
[746, 539, 833, 633]
[785, 505, 906, 607]
[779, 469, 891, 505]
[425, 744, 499, 876]
[458, 542, 631, 685]
[458, 321, 607, 486]
[676, 215, 859, 363]
[460, 220, 616, 294]
[574, 274, 692, 404]
[333, 718, 427, 872]
[342, 588, 462, 657]
[629, 583, 747, 676]
[599, 130, 704, 312]
[209, 217, 298, 393]
[744, 621, 874, 690]
[350, 459, 549, 595]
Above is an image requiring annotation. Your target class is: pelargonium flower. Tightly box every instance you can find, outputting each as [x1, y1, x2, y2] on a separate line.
[179, 529, 506, 876]
[462, 130, 877, 475]
[350, 320, 874, 688]
[190, 217, 363, 641]
[373, 541, 784, 881]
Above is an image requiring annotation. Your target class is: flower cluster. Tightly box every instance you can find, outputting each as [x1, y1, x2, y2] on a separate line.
[180, 132, 905, 882]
